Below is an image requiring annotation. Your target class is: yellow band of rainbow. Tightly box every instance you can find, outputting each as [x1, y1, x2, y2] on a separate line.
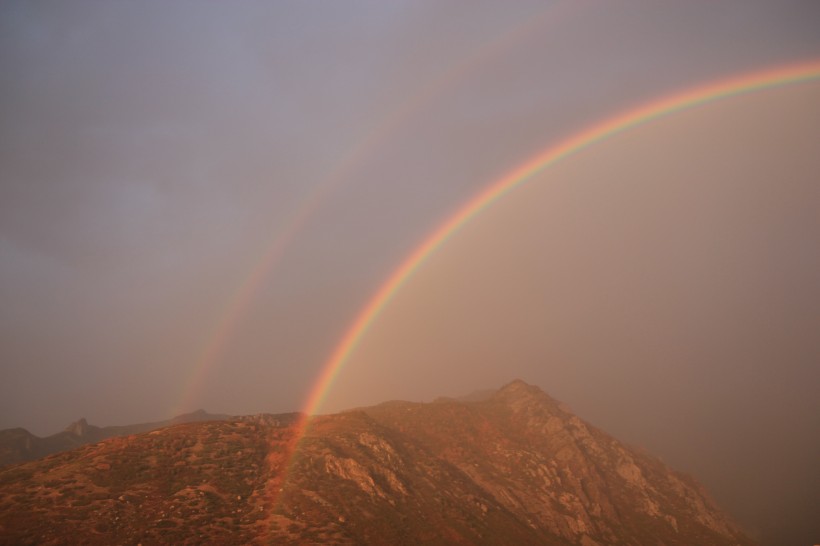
[302, 58, 820, 418]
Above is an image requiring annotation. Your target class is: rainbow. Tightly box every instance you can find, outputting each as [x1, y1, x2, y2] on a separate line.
[171, 1, 583, 416]
[302, 58, 820, 419]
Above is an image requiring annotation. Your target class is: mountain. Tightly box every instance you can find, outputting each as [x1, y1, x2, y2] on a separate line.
[0, 381, 755, 545]
[0, 410, 231, 468]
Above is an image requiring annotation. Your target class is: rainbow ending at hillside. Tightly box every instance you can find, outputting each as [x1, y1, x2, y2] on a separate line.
[293, 58, 820, 426]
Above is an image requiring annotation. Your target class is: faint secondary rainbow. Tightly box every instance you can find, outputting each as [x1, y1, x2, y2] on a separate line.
[301, 58, 820, 419]
[171, 1, 584, 417]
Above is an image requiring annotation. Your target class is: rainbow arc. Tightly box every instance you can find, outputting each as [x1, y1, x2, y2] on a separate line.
[302, 59, 820, 420]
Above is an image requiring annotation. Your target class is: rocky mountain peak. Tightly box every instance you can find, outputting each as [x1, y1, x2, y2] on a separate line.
[492, 378, 562, 413]
[498, 378, 540, 395]
[64, 418, 89, 437]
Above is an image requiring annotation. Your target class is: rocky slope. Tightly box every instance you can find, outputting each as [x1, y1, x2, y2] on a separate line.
[0, 381, 755, 545]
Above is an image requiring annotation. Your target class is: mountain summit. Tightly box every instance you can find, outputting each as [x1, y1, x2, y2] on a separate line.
[0, 381, 755, 545]
[64, 418, 93, 438]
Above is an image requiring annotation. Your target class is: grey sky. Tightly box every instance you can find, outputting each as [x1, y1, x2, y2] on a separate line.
[1, 2, 819, 544]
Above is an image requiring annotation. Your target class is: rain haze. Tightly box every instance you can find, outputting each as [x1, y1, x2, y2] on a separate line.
[1, 2, 818, 544]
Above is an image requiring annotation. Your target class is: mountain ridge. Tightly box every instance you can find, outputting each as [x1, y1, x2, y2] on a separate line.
[0, 380, 756, 545]
[0, 410, 233, 468]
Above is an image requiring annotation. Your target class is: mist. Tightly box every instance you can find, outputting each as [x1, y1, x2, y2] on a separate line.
[1, 1, 819, 543]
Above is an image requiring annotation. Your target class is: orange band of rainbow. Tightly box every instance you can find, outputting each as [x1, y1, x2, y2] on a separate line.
[303, 59, 820, 418]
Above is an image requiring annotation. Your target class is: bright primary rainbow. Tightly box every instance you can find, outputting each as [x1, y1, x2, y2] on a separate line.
[301, 58, 820, 420]
[171, 1, 582, 417]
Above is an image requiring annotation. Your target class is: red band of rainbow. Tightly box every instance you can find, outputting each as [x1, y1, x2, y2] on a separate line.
[303, 58, 820, 419]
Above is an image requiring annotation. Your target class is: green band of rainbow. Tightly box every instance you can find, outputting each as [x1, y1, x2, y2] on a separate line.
[171, 2, 584, 418]
[300, 58, 820, 419]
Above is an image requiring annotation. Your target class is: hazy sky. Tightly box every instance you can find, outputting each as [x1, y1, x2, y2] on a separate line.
[1, 2, 819, 544]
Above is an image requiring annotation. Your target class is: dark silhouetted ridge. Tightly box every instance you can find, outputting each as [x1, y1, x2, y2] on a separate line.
[0, 411, 233, 468]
